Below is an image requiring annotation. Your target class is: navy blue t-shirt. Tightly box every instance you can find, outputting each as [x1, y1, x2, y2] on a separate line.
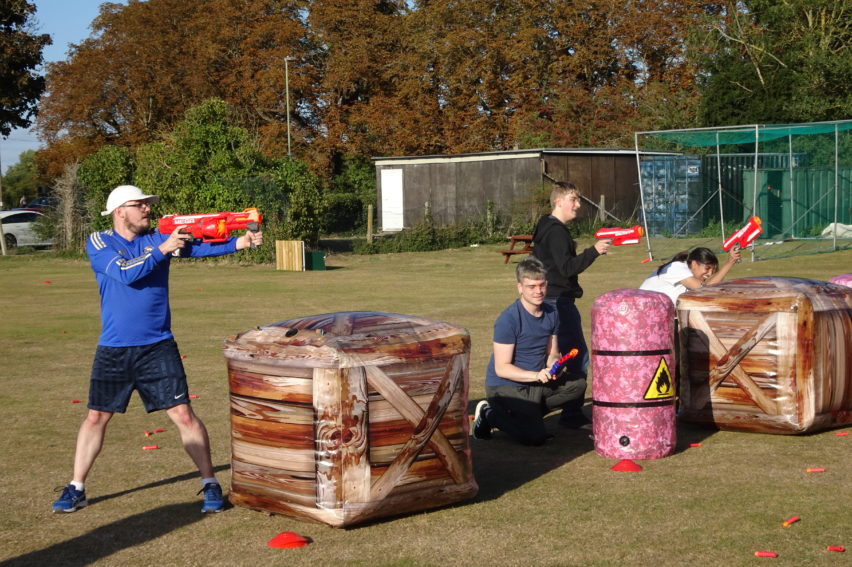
[485, 299, 559, 387]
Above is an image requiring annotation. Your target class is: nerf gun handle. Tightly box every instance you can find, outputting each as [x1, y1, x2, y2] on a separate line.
[593, 225, 644, 246]
[549, 348, 580, 376]
[247, 221, 259, 249]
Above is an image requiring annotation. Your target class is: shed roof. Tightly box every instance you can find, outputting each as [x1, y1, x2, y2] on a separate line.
[373, 147, 678, 166]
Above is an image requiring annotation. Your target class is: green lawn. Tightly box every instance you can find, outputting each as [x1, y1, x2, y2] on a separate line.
[1, 242, 850, 566]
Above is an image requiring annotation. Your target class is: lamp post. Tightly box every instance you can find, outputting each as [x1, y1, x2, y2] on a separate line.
[284, 56, 294, 157]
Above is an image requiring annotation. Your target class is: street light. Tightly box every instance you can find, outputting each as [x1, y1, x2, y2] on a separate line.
[284, 56, 294, 157]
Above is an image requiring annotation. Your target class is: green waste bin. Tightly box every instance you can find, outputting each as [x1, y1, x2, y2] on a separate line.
[305, 251, 326, 271]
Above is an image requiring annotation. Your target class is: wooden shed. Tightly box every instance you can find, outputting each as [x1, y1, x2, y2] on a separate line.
[373, 148, 668, 232]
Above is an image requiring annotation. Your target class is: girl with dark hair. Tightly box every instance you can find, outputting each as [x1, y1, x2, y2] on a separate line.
[639, 246, 740, 304]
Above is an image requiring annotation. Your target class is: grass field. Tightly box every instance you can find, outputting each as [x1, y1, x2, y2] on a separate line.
[1, 241, 850, 566]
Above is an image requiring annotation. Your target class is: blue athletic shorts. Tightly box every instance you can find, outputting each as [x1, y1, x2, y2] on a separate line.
[88, 338, 189, 413]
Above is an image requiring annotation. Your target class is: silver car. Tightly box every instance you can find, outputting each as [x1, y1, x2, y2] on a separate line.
[0, 210, 53, 248]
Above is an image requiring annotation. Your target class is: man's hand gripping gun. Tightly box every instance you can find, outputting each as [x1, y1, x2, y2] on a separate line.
[549, 348, 580, 377]
[722, 216, 762, 253]
[593, 225, 644, 246]
[158, 208, 262, 248]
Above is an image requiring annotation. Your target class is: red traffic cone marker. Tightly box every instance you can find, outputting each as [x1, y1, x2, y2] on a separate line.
[610, 459, 643, 472]
[268, 532, 309, 549]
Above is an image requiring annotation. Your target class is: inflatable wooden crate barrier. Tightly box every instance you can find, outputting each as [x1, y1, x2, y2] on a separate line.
[222, 312, 478, 527]
[677, 277, 852, 434]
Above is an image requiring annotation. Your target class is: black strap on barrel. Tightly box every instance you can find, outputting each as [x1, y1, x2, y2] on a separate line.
[592, 348, 671, 356]
[592, 399, 675, 408]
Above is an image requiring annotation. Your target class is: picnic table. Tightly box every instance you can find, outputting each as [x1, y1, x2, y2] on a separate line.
[498, 234, 533, 263]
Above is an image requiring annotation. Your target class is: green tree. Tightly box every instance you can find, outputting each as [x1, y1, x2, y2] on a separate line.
[273, 157, 326, 245]
[135, 99, 272, 214]
[0, 0, 51, 136]
[1, 149, 41, 206]
[326, 155, 375, 232]
[77, 145, 134, 231]
[135, 98, 325, 257]
[693, 0, 852, 125]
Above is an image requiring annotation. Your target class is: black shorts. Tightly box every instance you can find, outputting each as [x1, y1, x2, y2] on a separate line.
[89, 338, 189, 413]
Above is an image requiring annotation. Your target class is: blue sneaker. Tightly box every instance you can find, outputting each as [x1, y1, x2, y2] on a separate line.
[53, 484, 87, 513]
[198, 482, 225, 513]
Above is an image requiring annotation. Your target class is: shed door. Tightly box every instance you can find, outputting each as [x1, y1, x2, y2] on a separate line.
[381, 169, 404, 232]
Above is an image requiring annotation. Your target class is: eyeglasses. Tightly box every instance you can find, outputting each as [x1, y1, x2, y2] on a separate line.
[122, 202, 151, 210]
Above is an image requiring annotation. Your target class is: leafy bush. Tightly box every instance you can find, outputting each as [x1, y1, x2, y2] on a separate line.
[78, 145, 134, 232]
[324, 192, 364, 234]
[699, 218, 723, 238]
[327, 155, 375, 232]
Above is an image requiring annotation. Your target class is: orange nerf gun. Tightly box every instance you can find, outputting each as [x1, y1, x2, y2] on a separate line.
[549, 348, 579, 376]
[594, 225, 644, 246]
[158, 208, 262, 246]
[722, 216, 762, 251]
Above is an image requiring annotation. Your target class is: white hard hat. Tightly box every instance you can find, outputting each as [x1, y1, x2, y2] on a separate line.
[101, 185, 159, 216]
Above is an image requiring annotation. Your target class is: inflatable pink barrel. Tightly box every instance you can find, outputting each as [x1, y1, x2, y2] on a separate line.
[829, 274, 852, 288]
[591, 289, 676, 459]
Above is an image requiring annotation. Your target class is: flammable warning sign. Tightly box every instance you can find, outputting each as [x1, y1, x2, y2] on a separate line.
[644, 358, 674, 400]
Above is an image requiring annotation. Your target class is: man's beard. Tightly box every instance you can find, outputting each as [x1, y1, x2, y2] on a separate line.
[124, 216, 150, 236]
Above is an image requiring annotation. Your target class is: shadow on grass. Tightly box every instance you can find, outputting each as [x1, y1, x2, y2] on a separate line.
[469, 397, 595, 502]
[87, 463, 230, 507]
[0, 501, 204, 567]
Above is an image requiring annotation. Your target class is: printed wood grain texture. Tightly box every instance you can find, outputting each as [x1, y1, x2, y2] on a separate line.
[223, 311, 477, 527]
[678, 277, 852, 433]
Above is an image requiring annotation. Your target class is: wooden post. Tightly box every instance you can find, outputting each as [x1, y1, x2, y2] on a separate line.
[598, 194, 606, 221]
[0, 219, 7, 256]
[367, 204, 373, 243]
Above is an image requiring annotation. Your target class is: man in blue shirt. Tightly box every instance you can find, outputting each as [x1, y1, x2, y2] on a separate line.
[472, 257, 585, 445]
[52, 185, 263, 514]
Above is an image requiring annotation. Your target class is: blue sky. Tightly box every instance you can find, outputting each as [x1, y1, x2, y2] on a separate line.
[2, 1, 124, 174]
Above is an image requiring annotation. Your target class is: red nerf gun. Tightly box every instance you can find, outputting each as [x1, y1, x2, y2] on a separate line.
[549, 348, 580, 376]
[594, 225, 644, 246]
[158, 208, 262, 246]
[722, 216, 762, 251]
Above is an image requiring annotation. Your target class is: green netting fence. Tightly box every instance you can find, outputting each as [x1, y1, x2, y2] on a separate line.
[634, 120, 852, 263]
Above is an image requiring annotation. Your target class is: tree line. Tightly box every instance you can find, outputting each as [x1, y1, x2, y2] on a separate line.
[2, 0, 850, 244]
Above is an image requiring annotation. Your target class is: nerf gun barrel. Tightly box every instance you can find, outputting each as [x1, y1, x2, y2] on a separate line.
[158, 208, 262, 244]
[594, 225, 644, 246]
[549, 348, 580, 376]
[722, 216, 762, 251]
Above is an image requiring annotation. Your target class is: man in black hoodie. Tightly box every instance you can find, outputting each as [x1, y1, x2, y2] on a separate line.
[532, 181, 610, 428]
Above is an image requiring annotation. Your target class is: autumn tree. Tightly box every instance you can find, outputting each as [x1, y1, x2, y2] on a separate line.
[0, 0, 51, 136]
[36, 0, 311, 169]
[34, 0, 718, 196]
[693, 0, 852, 125]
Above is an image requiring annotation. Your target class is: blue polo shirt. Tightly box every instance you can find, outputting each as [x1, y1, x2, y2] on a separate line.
[485, 299, 559, 387]
[86, 229, 238, 347]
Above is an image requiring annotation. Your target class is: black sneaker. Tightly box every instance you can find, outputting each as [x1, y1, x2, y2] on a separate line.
[472, 400, 492, 440]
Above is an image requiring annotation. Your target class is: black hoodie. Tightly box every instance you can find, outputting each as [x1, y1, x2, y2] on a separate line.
[531, 214, 600, 299]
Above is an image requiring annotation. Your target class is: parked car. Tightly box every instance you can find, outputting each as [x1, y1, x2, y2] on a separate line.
[24, 197, 59, 210]
[0, 210, 53, 248]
